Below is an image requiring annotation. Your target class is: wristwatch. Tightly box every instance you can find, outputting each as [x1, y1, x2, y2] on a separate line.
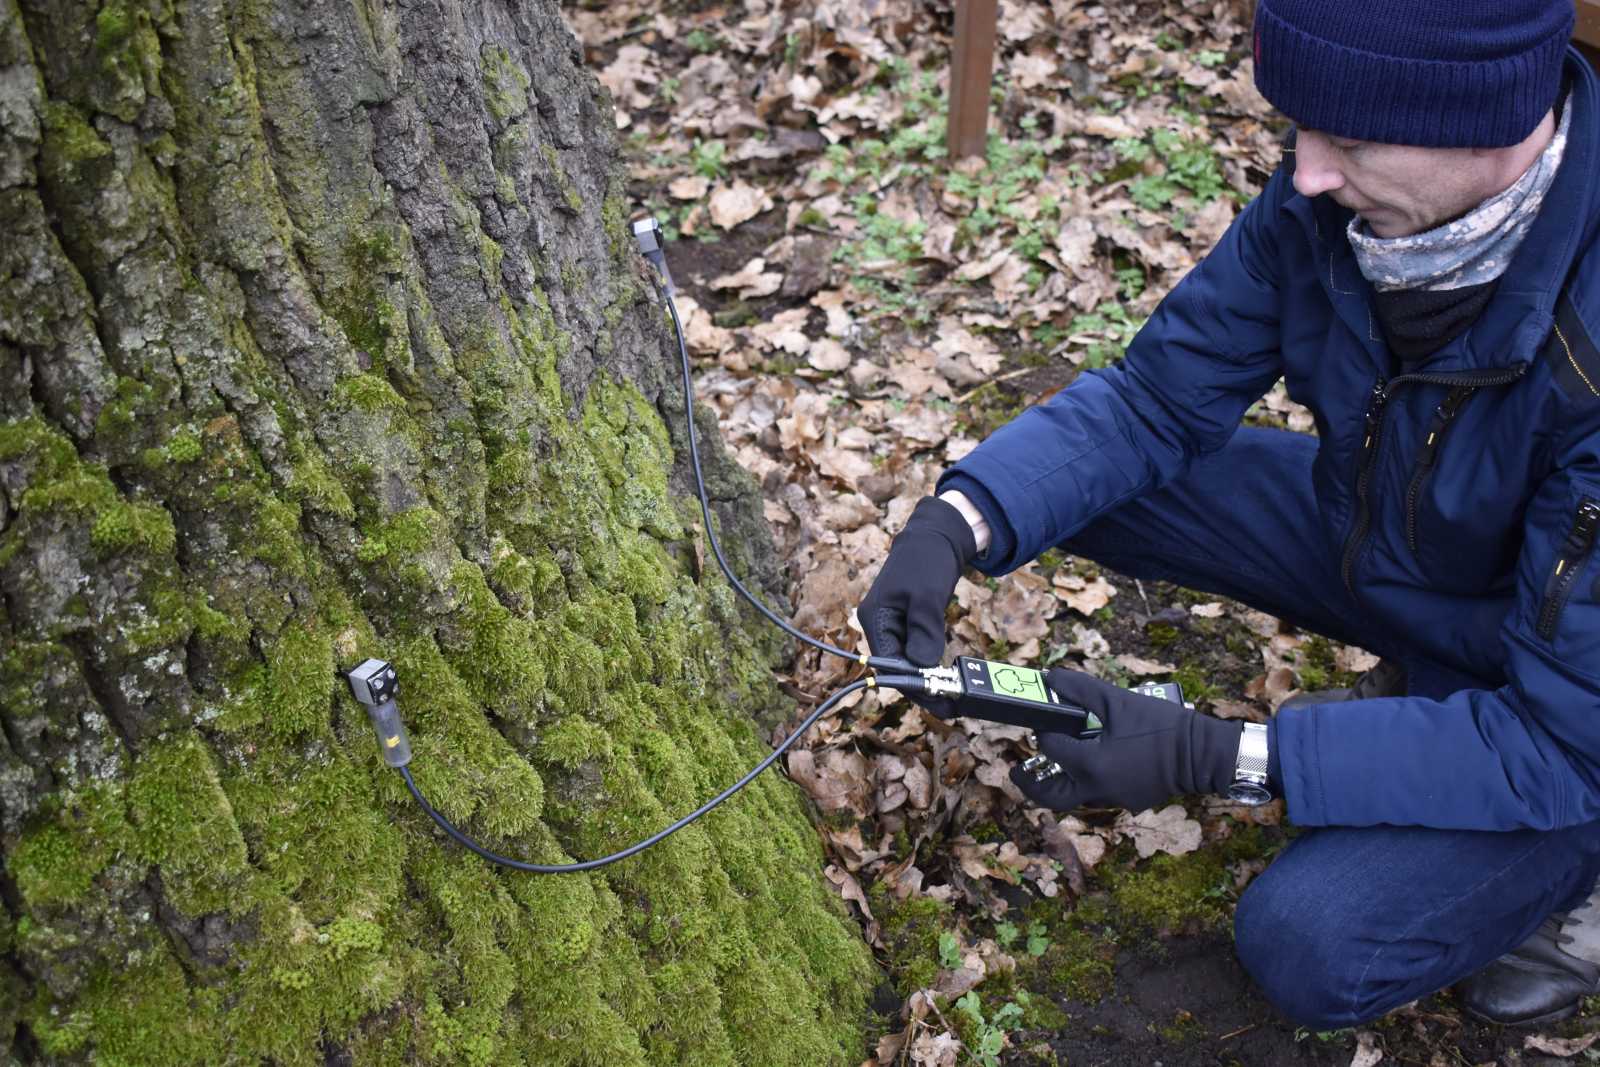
[1227, 722, 1273, 805]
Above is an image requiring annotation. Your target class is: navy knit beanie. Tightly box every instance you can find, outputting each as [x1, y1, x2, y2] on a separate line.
[1252, 0, 1573, 148]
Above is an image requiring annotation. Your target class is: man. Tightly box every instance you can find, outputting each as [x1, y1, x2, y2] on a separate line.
[857, 0, 1600, 1029]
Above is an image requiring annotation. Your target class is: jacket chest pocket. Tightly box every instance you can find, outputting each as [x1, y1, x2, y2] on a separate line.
[1404, 386, 1474, 554]
[1404, 390, 1536, 590]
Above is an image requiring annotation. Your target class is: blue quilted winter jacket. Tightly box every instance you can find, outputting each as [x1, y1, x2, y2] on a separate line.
[939, 49, 1600, 831]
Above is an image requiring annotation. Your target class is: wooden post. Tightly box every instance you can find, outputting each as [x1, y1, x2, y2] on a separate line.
[947, 0, 999, 159]
[1578, 0, 1600, 68]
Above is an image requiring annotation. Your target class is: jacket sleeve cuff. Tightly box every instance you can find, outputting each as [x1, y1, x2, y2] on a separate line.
[1270, 709, 1327, 825]
[1266, 718, 1284, 794]
[934, 471, 1018, 575]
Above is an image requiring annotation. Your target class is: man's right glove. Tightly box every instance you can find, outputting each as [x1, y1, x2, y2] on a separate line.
[857, 497, 979, 714]
[1010, 668, 1243, 812]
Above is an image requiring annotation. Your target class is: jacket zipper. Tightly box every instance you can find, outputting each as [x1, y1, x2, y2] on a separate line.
[1403, 387, 1474, 553]
[1340, 379, 1389, 593]
[1537, 498, 1600, 640]
[1341, 365, 1529, 594]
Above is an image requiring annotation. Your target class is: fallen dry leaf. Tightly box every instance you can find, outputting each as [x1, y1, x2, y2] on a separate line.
[1210, 699, 1268, 723]
[668, 174, 710, 200]
[979, 568, 1055, 652]
[1071, 623, 1110, 659]
[1055, 216, 1097, 272]
[1349, 1031, 1383, 1067]
[823, 864, 878, 943]
[785, 748, 872, 816]
[933, 952, 987, 998]
[1010, 51, 1058, 90]
[753, 308, 812, 354]
[931, 320, 1004, 380]
[671, 293, 735, 355]
[709, 180, 775, 229]
[950, 838, 1020, 885]
[817, 444, 877, 489]
[1041, 814, 1109, 871]
[1115, 804, 1203, 858]
[944, 436, 978, 461]
[1336, 644, 1381, 674]
[874, 1030, 906, 1064]
[595, 44, 656, 110]
[808, 338, 852, 371]
[1117, 654, 1176, 676]
[1253, 665, 1299, 708]
[886, 403, 954, 446]
[825, 822, 891, 871]
[709, 257, 782, 299]
[1184, 195, 1237, 248]
[1054, 572, 1117, 615]
[955, 248, 1011, 282]
[907, 1032, 961, 1067]
[1080, 111, 1141, 139]
[1524, 1032, 1600, 1057]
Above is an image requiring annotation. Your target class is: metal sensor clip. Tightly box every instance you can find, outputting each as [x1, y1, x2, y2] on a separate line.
[632, 217, 675, 294]
[346, 658, 399, 706]
[344, 658, 413, 769]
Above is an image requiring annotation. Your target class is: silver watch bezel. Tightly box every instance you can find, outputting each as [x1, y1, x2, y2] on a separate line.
[1227, 780, 1273, 806]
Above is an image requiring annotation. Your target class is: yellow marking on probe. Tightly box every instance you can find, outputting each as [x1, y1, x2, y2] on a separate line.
[386, 735, 401, 748]
[1557, 559, 1568, 576]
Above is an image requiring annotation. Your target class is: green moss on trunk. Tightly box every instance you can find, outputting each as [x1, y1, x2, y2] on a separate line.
[0, 0, 876, 1062]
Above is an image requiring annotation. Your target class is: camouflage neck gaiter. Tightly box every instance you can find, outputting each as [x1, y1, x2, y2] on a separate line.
[1348, 95, 1571, 294]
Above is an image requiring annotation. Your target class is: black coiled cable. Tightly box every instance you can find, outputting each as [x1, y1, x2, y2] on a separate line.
[398, 680, 870, 873]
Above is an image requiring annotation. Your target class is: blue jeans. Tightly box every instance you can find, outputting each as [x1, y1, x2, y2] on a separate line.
[1062, 428, 1600, 1027]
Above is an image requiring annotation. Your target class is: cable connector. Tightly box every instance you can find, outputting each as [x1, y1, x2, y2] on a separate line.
[632, 217, 675, 295]
[917, 665, 962, 698]
[1020, 754, 1064, 782]
[344, 658, 413, 768]
[871, 673, 928, 694]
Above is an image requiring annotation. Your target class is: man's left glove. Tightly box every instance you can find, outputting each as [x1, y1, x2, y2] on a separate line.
[1010, 668, 1243, 812]
[856, 496, 979, 717]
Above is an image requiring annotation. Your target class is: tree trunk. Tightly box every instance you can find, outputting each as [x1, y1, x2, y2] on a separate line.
[0, 0, 875, 1062]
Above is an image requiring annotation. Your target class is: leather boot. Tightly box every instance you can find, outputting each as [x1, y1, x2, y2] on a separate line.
[1279, 658, 1406, 709]
[1455, 887, 1600, 1026]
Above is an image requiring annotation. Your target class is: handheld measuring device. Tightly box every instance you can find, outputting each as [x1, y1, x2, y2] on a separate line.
[915, 659, 1193, 739]
[920, 657, 1104, 737]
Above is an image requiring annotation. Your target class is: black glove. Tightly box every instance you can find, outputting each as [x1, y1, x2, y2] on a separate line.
[858, 497, 979, 715]
[1010, 668, 1243, 812]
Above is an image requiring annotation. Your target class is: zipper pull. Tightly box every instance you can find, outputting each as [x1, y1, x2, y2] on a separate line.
[1567, 499, 1600, 557]
[1424, 387, 1474, 449]
[1363, 380, 1387, 449]
[1439, 387, 1473, 420]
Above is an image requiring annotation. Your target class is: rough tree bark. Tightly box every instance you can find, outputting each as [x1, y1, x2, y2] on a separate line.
[0, 1, 876, 1063]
